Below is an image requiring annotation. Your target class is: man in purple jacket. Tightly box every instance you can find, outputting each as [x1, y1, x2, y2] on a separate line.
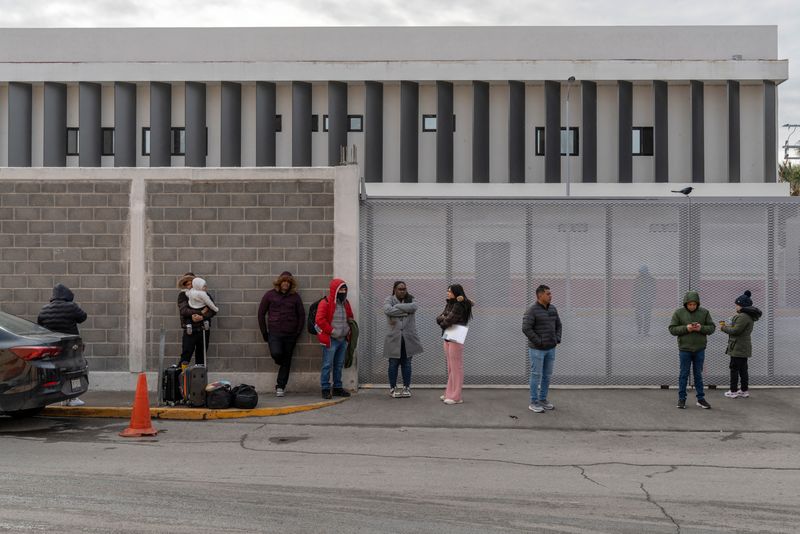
[257, 271, 306, 397]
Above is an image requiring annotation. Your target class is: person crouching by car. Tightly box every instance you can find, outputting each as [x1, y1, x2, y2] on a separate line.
[315, 278, 353, 399]
[37, 283, 88, 406]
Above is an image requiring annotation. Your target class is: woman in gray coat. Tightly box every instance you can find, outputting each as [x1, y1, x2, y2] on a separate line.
[383, 281, 424, 398]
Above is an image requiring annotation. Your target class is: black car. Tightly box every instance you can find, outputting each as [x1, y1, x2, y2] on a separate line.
[0, 310, 89, 418]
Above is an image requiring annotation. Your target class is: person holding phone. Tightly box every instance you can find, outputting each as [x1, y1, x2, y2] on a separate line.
[668, 291, 716, 409]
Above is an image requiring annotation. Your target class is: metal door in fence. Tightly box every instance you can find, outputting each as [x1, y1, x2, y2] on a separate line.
[359, 197, 800, 386]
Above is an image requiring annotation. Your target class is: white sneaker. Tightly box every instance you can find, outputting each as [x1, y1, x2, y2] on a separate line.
[737, 390, 750, 398]
[439, 394, 445, 401]
[64, 397, 85, 407]
[401, 387, 411, 398]
[443, 398, 463, 405]
[275, 388, 285, 397]
[724, 390, 739, 398]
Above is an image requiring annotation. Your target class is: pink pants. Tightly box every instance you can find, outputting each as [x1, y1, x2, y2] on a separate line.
[443, 341, 464, 402]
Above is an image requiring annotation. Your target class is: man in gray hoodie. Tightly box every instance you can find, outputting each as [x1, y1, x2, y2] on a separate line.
[522, 285, 562, 413]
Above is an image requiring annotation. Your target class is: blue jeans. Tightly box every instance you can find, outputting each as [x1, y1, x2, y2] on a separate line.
[388, 337, 412, 388]
[529, 347, 556, 402]
[321, 338, 348, 390]
[678, 349, 705, 401]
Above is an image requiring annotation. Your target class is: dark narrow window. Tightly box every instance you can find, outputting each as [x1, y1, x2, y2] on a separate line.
[66, 128, 79, 156]
[142, 127, 150, 156]
[172, 127, 185, 156]
[275, 115, 282, 132]
[633, 127, 654, 156]
[347, 115, 363, 132]
[534, 127, 579, 156]
[312, 114, 319, 132]
[101, 128, 114, 156]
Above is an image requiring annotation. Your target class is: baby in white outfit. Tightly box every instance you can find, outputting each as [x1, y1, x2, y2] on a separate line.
[185, 277, 219, 312]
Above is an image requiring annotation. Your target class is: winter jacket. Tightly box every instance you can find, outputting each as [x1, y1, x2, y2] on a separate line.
[668, 291, 716, 352]
[522, 301, 562, 350]
[436, 300, 470, 330]
[257, 287, 305, 340]
[383, 295, 424, 359]
[37, 284, 87, 336]
[721, 306, 762, 358]
[315, 278, 354, 348]
[179, 290, 217, 327]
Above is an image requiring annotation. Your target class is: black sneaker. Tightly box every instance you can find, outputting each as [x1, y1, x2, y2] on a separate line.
[696, 398, 711, 409]
[677, 399, 686, 409]
[332, 388, 351, 398]
[321, 389, 332, 399]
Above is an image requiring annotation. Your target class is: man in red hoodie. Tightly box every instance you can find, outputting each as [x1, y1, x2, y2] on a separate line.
[315, 278, 353, 399]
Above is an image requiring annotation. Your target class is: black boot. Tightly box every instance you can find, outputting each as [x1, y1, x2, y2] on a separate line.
[332, 388, 351, 398]
[321, 389, 332, 399]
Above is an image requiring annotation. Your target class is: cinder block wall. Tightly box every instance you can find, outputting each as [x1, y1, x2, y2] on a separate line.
[0, 179, 130, 371]
[145, 179, 334, 373]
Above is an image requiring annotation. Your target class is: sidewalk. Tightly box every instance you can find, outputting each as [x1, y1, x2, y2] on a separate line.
[41, 386, 800, 431]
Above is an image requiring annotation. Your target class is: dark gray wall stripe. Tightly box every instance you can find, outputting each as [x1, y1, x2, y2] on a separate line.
[764, 80, 777, 183]
[436, 81, 454, 183]
[328, 81, 348, 166]
[43, 82, 66, 167]
[292, 81, 312, 167]
[508, 80, 525, 183]
[8, 83, 32, 167]
[654, 80, 669, 183]
[114, 82, 137, 167]
[185, 82, 206, 167]
[364, 81, 383, 182]
[220, 81, 241, 167]
[79, 82, 101, 167]
[400, 81, 419, 183]
[544, 80, 561, 183]
[150, 82, 171, 167]
[256, 81, 276, 167]
[690, 80, 705, 183]
[618, 81, 633, 183]
[581, 80, 597, 183]
[472, 81, 490, 183]
[727, 80, 740, 183]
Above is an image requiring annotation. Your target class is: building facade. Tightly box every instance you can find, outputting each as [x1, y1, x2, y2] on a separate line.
[0, 26, 789, 184]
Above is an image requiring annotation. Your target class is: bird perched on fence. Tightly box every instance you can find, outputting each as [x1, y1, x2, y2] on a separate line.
[671, 186, 693, 196]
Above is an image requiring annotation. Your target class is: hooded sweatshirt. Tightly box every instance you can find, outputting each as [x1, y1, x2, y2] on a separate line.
[721, 306, 762, 358]
[668, 291, 716, 352]
[37, 284, 88, 336]
[315, 278, 354, 348]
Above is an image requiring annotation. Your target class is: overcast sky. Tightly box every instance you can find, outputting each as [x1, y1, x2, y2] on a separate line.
[2, 0, 798, 157]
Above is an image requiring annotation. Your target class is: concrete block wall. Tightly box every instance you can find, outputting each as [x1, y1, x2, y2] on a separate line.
[145, 178, 335, 374]
[0, 179, 130, 371]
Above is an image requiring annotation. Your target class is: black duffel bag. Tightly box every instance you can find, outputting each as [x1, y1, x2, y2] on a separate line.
[232, 384, 258, 409]
[206, 384, 233, 409]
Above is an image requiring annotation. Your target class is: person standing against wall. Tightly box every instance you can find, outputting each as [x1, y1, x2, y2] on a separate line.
[383, 281, 423, 398]
[178, 273, 216, 367]
[668, 290, 715, 409]
[258, 271, 306, 397]
[720, 290, 762, 399]
[522, 284, 562, 413]
[436, 284, 472, 405]
[316, 278, 353, 399]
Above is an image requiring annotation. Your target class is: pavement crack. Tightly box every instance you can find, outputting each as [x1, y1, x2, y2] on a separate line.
[646, 465, 677, 478]
[720, 431, 743, 442]
[640, 482, 680, 533]
[573, 465, 606, 487]
[239, 423, 267, 450]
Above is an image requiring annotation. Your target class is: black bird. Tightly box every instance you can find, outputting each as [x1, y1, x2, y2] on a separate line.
[671, 186, 693, 195]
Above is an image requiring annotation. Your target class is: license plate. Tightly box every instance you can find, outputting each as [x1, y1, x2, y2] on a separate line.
[71, 378, 82, 391]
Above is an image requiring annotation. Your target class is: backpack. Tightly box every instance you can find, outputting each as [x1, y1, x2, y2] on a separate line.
[306, 297, 326, 335]
[231, 384, 258, 409]
[205, 382, 233, 410]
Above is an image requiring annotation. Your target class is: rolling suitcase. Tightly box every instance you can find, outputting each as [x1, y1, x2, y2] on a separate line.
[182, 364, 207, 407]
[162, 365, 183, 405]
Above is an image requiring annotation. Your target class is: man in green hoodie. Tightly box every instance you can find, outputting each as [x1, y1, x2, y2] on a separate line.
[668, 291, 716, 409]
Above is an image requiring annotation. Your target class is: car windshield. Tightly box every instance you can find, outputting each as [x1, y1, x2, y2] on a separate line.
[0, 310, 53, 336]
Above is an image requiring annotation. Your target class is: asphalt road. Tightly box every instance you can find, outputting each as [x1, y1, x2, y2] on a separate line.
[1, 389, 799, 533]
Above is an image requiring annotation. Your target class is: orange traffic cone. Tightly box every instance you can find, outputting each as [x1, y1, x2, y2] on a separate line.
[119, 373, 158, 437]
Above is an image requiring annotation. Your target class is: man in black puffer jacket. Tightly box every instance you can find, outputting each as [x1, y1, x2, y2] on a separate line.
[37, 283, 88, 406]
[522, 284, 562, 414]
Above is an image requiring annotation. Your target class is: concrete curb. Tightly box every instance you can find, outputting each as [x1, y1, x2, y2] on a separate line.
[41, 398, 346, 420]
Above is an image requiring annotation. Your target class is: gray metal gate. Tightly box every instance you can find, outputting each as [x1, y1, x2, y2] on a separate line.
[359, 197, 800, 386]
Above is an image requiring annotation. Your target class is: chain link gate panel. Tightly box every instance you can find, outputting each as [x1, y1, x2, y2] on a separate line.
[359, 197, 800, 386]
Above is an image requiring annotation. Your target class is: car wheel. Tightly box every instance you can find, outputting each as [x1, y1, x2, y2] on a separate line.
[7, 407, 45, 418]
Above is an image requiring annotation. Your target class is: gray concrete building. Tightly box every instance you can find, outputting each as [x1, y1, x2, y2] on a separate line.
[0, 26, 789, 184]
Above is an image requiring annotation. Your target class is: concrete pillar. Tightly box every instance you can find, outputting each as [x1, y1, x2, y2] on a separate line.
[292, 81, 312, 166]
[79, 82, 102, 167]
[581, 81, 597, 183]
[8, 82, 32, 167]
[150, 82, 171, 167]
[472, 81, 490, 183]
[654, 80, 669, 183]
[544, 81, 560, 183]
[436, 81, 454, 183]
[364, 81, 383, 182]
[43, 82, 67, 167]
[508, 81, 525, 183]
[764, 80, 777, 182]
[256, 82, 276, 166]
[185, 81, 206, 167]
[328, 81, 348, 166]
[114, 82, 137, 167]
[691, 80, 704, 183]
[618, 80, 633, 183]
[220, 82, 242, 167]
[400, 81, 419, 182]
[727, 80, 740, 183]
